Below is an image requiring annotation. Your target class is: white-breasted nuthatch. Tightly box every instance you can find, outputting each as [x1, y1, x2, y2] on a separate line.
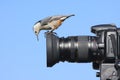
[33, 14, 75, 41]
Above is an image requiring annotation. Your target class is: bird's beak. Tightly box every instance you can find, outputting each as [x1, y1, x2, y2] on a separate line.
[36, 35, 39, 41]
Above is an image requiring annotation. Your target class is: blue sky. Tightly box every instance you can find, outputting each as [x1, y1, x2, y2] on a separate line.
[0, 0, 120, 80]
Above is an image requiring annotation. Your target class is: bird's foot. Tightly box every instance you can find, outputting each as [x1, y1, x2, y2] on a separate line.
[47, 31, 57, 35]
[52, 32, 57, 35]
[45, 31, 51, 34]
[49, 31, 57, 35]
[44, 31, 57, 38]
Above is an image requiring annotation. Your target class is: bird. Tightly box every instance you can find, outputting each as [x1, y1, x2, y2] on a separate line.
[33, 14, 75, 41]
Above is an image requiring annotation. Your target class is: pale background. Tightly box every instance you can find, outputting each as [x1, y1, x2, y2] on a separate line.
[1, 0, 120, 80]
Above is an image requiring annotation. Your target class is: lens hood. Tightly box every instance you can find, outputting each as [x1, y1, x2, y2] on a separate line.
[46, 32, 59, 67]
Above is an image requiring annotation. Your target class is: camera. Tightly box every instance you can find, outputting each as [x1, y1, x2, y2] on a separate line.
[45, 24, 120, 80]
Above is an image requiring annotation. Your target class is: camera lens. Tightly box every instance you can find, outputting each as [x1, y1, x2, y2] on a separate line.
[46, 32, 98, 67]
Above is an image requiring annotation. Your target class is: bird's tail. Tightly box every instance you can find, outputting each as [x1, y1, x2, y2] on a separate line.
[61, 14, 75, 21]
[66, 14, 75, 18]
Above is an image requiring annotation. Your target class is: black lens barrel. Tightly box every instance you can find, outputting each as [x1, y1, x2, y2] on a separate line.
[46, 32, 98, 67]
[59, 36, 95, 62]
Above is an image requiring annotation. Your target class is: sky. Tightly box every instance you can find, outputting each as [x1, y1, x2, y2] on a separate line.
[0, 0, 120, 80]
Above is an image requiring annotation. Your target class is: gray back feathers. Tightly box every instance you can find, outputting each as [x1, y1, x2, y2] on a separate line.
[37, 14, 75, 26]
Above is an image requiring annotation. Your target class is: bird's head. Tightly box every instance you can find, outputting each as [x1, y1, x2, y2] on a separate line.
[33, 22, 41, 41]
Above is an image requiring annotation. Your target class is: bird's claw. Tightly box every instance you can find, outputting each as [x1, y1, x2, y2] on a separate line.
[46, 31, 57, 34]
[44, 31, 57, 36]
[49, 31, 57, 35]
[44, 31, 57, 38]
[52, 32, 57, 35]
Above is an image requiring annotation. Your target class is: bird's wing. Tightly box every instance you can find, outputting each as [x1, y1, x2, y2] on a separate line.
[40, 14, 74, 26]
[49, 14, 74, 22]
[49, 15, 65, 22]
[40, 16, 64, 26]
[40, 16, 52, 26]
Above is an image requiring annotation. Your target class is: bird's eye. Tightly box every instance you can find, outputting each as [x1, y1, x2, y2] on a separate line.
[35, 31, 37, 33]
